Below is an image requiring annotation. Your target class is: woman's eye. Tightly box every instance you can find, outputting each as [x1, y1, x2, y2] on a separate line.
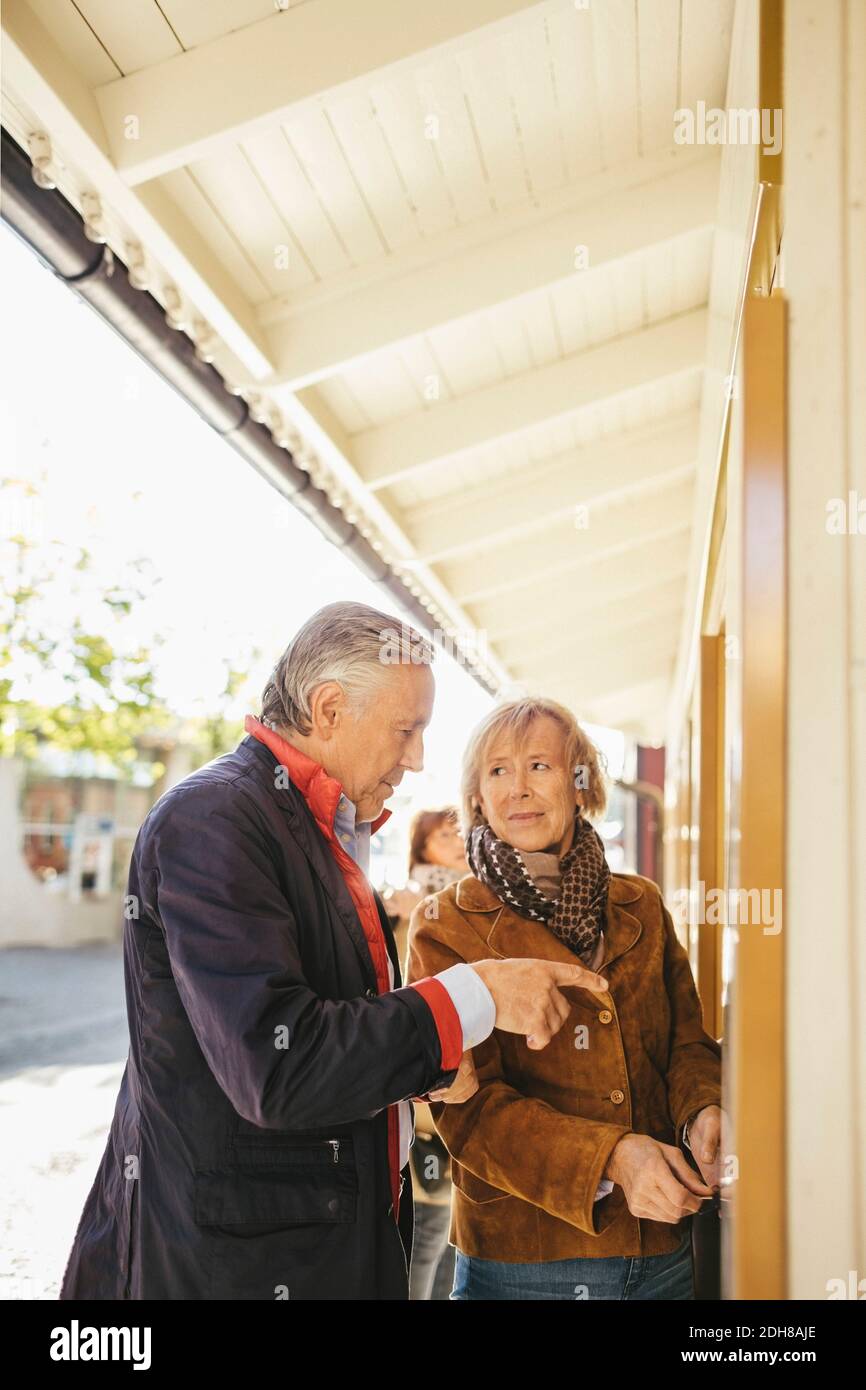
[490, 766, 506, 776]
[532, 761, 550, 771]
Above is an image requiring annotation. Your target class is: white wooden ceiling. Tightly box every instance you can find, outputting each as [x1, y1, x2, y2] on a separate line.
[2, 0, 738, 740]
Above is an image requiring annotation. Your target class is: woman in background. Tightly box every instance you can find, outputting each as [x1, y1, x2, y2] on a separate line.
[407, 807, 468, 896]
[387, 807, 468, 1300]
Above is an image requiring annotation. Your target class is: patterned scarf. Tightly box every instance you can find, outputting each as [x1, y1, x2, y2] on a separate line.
[466, 808, 610, 963]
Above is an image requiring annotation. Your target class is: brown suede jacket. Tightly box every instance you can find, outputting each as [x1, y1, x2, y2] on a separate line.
[406, 872, 721, 1262]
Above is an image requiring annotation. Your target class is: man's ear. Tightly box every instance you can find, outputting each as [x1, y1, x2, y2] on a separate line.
[308, 681, 347, 740]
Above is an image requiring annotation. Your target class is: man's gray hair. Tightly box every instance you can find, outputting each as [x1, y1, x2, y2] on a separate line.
[260, 601, 434, 735]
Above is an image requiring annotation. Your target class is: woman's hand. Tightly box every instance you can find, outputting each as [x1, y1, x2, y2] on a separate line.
[604, 1134, 714, 1222]
[687, 1104, 723, 1190]
[428, 1050, 478, 1104]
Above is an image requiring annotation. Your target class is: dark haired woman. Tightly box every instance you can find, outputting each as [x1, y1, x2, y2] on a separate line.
[389, 808, 468, 1299]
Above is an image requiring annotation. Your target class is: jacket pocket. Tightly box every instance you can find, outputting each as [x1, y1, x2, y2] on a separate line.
[452, 1164, 511, 1205]
[230, 1128, 354, 1160]
[194, 1156, 358, 1234]
[231, 1114, 354, 1145]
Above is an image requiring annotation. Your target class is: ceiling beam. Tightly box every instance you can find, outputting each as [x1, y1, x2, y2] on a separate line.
[1, 0, 273, 378]
[474, 539, 689, 641]
[262, 151, 719, 388]
[571, 675, 672, 742]
[404, 410, 699, 564]
[493, 577, 686, 668]
[533, 621, 679, 701]
[446, 477, 694, 605]
[346, 309, 708, 490]
[263, 380, 517, 694]
[94, 0, 544, 186]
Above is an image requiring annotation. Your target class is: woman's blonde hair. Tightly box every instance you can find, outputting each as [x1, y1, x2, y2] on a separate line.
[460, 696, 608, 833]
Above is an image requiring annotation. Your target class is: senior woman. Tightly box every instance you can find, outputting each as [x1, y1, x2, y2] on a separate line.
[406, 697, 722, 1301]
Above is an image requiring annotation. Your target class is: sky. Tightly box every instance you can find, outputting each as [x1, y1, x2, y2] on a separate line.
[1, 219, 625, 880]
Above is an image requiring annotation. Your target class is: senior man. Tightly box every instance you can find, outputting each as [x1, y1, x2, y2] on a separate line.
[60, 601, 606, 1301]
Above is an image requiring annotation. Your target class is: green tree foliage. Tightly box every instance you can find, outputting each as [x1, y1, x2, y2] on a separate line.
[190, 658, 261, 767]
[1, 477, 172, 773]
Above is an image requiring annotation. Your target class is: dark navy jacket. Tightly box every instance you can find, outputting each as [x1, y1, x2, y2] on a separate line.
[59, 734, 457, 1300]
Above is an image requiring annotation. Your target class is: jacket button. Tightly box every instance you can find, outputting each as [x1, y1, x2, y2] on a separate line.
[598, 1009, 613, 1024]
[328, 1198, 339, 1214]
[365, 987, 376, 1000]
[610, 1089, 625, 1104]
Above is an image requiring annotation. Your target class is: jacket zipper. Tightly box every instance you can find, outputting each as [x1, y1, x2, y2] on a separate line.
[234, 1132, 346, 1161]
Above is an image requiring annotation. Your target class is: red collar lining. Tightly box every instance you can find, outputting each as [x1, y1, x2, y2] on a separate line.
[244, 715, 391, 836]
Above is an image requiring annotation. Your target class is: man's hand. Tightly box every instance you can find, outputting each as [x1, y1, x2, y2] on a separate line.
[428, 1051, 478, 1104]
[470, 957, 608, 1050]
[604, 1134, 714, 1222]
[686, 1104, 723, 1191]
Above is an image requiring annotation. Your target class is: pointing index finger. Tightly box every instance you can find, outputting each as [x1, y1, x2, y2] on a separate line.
[548, 962, 609, 993]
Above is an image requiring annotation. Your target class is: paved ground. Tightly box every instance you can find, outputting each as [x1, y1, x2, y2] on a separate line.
[0, 943, 129, 1301]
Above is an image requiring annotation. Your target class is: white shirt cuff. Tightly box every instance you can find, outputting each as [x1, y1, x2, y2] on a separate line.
[593, 1178, 614, 1202]
[434, 962, 496, 1051]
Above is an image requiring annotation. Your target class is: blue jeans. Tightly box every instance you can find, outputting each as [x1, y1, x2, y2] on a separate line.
[450, 1230, 694, 1300]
